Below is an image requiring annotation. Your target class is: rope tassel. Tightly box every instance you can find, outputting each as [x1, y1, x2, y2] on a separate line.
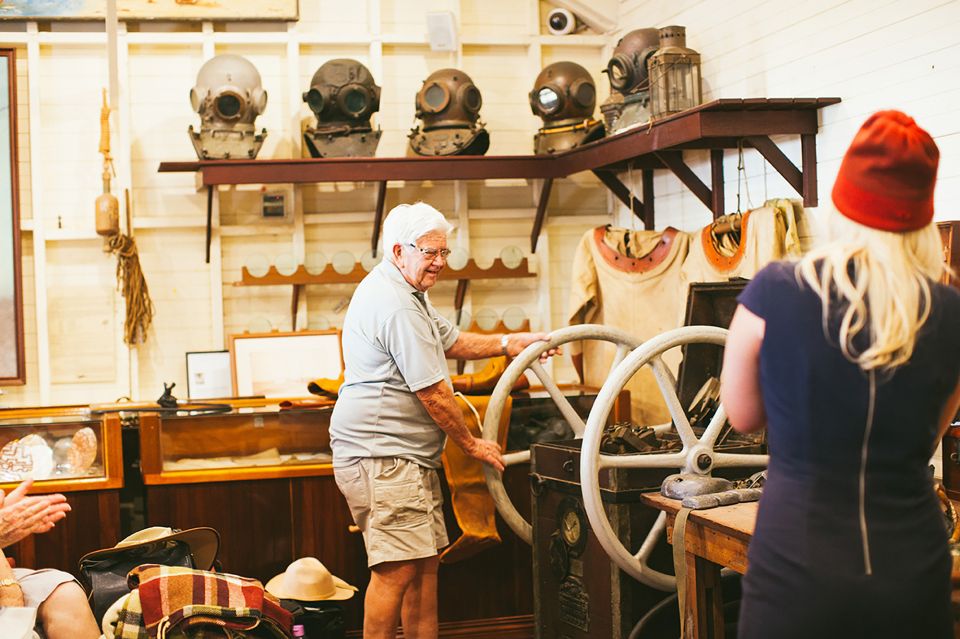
[107, 232, 154, 345]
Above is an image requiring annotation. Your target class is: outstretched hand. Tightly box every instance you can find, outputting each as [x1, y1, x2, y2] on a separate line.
[504, 332, 562, 362]
[0, 479, 71, 548]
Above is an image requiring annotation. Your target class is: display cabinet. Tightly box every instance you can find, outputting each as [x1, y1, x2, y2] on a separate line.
[0, 411, 123, 574]
[138, 405, 334, 485]
[0, 411, 122, 493]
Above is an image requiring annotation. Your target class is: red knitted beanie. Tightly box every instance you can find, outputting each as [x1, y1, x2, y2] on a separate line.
[831, 110, 939, 232]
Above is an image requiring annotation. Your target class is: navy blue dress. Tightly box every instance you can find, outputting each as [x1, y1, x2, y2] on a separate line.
[736, 261, 960, 639]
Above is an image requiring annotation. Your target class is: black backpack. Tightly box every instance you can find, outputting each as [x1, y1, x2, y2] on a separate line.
[279, 600, 345, 639]
[79, 539, 195, 625]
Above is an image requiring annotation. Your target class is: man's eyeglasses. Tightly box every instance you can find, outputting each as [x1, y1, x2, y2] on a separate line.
[407, 244, 452, 260]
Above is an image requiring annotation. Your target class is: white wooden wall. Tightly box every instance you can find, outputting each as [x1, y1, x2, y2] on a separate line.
[5, 1, 955, 406]
[0, 1, 613, 406]
[613, 0, 960, 231]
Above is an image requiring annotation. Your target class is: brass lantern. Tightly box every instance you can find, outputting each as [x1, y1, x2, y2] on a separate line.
[647, 25, 702, 120]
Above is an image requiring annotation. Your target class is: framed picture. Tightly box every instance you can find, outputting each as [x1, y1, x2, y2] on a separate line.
[0, 1, 299, 21]
[0, 49, 24, 385]
[229, 330, 343, 398]
[185, 350, 232, 400]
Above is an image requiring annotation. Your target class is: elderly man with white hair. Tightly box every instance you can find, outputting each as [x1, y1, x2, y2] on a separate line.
[330, 201, 554, 639]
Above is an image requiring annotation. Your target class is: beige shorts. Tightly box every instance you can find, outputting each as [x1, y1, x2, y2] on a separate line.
[334, 457, 448, 568]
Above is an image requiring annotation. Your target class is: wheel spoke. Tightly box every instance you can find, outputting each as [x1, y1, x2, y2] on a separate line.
[700, 403, 728, 447]
[651, 421, 673, 435]
[712, 452, 769, 467]
[610, 343, 630, 372]
[651, 356, 696, 446]
[530, 359, 587, 437]
[634, 510, 667, 563]
[600, 451, 687, 469]
[503, 450, 530, 466]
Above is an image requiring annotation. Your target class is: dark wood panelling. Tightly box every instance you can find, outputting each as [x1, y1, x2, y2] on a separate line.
[6, 490, 120, 574]
[436, 464, 534, 623]
[145, 479, 293, 582]
[347, 614, 534, 639]
[291, 475, 368, 629]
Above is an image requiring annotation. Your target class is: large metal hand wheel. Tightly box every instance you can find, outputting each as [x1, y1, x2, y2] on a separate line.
[482, 324, 643, 545]
[580, 325, 769, 591]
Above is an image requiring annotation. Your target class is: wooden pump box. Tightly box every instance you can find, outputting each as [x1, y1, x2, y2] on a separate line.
[531, 439, 675, 639]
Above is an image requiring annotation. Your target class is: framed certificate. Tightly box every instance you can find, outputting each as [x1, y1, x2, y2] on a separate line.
[229, 330, 343, 398]
[185, 350, 232, 400]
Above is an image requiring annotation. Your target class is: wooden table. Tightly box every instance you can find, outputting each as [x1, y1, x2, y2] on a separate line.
[640, 492, 758, 639]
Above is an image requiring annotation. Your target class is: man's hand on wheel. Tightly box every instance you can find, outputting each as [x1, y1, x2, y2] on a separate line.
[464, 437, 505, 473]
[504, 332, 562, 361]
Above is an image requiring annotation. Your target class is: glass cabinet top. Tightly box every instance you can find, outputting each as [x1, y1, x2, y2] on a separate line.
[0, 419, 104, 483]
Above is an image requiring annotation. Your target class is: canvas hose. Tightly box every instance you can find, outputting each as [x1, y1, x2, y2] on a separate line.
[107, 232, 154, 344]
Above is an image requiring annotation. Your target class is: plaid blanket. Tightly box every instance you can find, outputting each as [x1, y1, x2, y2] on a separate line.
[112, 565, 291, 639]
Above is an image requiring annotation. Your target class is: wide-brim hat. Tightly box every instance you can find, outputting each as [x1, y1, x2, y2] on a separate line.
[79, 526, 219, 571]
[265, 557, 357, 602]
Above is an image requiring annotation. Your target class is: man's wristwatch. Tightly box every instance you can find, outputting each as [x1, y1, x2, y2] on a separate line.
[500, 334, 510, 357]
[0, 577, 18, 587]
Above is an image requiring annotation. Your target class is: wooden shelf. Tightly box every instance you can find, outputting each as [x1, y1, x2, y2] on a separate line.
[234, 258, 534, 330]
[159, 97, 841, 255]
[236, 257, 534, 287]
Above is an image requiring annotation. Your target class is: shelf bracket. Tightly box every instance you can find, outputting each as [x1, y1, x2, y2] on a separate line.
[800, 133, 819, 207]
[205, 185, 213, 264]
[710, 150, 724, 219]
[530, 178, 554, 253]
[454, 278, 469, 375]
[291, 283, 303, 331]
[642, 169, 655, 230]
[371, 180, 388, 257]
[655, 151, 714, 213]
[744, 135, 808, 204]
[454, 279, 469, 322]
[592, 169, 644, 219]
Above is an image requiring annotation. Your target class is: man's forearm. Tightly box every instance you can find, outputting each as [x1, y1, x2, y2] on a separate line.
[443, 331, 503, 360]
[414, 379, 478, 450]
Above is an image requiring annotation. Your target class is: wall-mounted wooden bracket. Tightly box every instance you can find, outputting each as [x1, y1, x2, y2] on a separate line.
[454, 279, 469, 323]
[642, 169, 655, 229]
[530, 178, 554, 253]
[591, 168, 658, 230]
[744, 134, 819, 207]
[371, 180, 387, 256]
[592, 169, 644, 218]
[655, 150, 715, 214]
[291, 283, 303, 331]
[710, 150, 724, 219]
[205, 185, 213, 264]
[745, 136, 801, 201]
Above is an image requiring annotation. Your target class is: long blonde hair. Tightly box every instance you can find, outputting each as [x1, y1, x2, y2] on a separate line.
[797, 213, 946, 372]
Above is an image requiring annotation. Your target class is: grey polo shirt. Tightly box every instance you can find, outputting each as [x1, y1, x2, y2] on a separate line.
[330, 260, 460, 469]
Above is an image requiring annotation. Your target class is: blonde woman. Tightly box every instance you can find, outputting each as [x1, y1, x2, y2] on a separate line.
[721, 111, 960, 639]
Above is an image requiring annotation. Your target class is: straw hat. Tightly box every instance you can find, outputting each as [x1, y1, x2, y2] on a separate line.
[79, 526, 219, 571]
[265, 557, 357, 601]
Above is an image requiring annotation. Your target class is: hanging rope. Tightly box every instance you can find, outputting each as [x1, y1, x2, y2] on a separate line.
[106, 232, 154, 345]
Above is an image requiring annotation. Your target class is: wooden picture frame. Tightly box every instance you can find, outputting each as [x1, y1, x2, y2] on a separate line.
[185, 350, 232, 399]
[229, 330, 342, 398]
[0, 1, 299, 21]
[0, 49, 23, 385]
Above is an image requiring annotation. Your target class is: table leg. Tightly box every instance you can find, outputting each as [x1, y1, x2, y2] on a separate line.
[684, 551, 725, 639]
